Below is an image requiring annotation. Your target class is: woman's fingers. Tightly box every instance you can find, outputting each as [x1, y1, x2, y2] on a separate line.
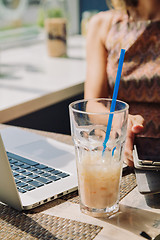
[124, 149, 134, 167]
[124, 117, 135, 166]
[130, 114, 145, 133]
[124, 114, 145, 166]
[132, 124, 144, 134]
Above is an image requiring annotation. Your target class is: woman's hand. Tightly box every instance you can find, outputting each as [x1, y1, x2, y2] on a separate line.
[124, 114, 145, 166]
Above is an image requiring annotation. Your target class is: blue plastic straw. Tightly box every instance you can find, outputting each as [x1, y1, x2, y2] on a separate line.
[102, 49, 126, 155]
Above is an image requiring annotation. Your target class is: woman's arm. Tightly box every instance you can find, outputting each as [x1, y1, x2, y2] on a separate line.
[125, 115, 144, 166]
[85, 12, 112, 99]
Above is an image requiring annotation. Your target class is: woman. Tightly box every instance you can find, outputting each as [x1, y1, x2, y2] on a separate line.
[85, 0, 160, 166]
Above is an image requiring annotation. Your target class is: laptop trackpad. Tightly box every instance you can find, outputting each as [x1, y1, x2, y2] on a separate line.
[17, 140, 68, 159]
[15, 139, 74, 169]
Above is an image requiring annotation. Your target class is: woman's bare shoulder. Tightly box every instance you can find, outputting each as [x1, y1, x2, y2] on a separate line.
[89, 10, 121, 27]
[88, 10, 122, 41]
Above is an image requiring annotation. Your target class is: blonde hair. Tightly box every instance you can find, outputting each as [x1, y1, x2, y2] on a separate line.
[106, 0, 138, 11]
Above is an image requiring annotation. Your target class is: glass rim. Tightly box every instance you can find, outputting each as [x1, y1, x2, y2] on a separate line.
[69, 98, 129, 115]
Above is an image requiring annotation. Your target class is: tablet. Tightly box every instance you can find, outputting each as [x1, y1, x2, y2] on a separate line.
[133, 137, 160, 170]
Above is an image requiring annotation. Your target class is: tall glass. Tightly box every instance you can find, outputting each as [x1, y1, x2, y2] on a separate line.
[69, 98, 129, 217]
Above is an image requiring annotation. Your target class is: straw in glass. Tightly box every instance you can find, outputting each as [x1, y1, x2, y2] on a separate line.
[102, 49, 126, 155]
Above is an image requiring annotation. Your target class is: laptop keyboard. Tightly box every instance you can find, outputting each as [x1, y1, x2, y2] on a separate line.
[7, 151, 70, 194]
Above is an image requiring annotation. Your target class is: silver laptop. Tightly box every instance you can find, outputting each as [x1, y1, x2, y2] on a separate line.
[0, 127, 77, 211]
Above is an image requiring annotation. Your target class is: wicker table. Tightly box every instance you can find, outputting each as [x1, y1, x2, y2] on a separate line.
[1, 124, 159, 240]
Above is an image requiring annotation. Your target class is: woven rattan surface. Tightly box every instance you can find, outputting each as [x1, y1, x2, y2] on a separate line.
[0, 205, 102, 240]
[0, 173, 136, 240]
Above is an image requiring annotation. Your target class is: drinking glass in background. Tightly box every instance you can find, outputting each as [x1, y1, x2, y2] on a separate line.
[40, 0, 68, 57]
[45, 18, 67, 57]
[69, 98, 129, 217]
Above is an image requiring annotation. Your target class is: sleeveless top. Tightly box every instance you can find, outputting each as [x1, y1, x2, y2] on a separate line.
[106, 11, 160, 137]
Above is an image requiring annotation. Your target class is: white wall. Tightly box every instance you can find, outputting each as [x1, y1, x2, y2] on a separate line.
[67, 0, 79, 35]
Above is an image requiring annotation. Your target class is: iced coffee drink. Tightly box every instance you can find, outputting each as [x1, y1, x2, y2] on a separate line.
[76, 148, 123, 216]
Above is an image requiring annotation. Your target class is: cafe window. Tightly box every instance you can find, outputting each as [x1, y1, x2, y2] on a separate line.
[0, 0, 42, 49]
[0, 0, 80, 49]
